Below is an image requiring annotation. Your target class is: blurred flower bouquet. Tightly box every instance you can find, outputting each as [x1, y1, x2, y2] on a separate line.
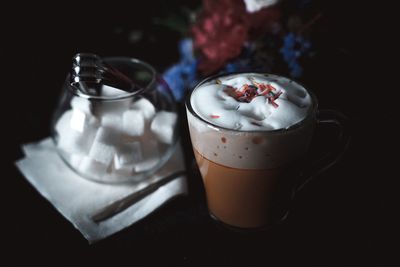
[162, 0, 320, 101]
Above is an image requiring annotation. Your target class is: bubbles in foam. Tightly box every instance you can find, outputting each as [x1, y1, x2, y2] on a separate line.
[191, 73, 312, 131]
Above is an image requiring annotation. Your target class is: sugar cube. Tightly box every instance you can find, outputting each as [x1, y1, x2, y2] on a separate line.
[122, 110, 145, 137]
[88, 142, 115, 165]
[130, 98, 156, 121]
[71, 96, 92, 114]
[56, 109, 98, 155]
[70, 109, 87, 133]
[93, 126, 121, 145]
[101, 112, 123, 130]
[93, 84, 132, 117]
[87, 126, 120, 165]
[150, 111, 177, 144]
[77, 156, 108, 179]
[113, 164, 134, 177]
[58, 133, 88, 155]
[101, 85, 129, 97]
[55, 110, 73, 134]
[114, 141, 143, 169]
[133, 139, 160, 172]
[133, 158, 160, 173]
[57, 123, 97, 155]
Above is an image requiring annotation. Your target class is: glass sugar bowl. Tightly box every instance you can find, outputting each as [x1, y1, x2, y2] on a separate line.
[51, 53, 178, 183]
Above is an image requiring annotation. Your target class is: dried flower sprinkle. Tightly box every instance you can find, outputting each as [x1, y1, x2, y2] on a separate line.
[222, 77, 282, 107]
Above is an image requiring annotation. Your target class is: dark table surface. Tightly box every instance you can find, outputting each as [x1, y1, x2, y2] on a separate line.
[4, 1, 398, 266]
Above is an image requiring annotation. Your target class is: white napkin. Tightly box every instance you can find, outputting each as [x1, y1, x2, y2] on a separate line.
[15, 138, 188, 243]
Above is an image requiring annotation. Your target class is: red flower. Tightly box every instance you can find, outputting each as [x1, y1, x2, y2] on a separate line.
[191, 0, 280, 74]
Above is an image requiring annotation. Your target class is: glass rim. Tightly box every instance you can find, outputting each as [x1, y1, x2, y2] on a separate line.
[185, 72, 318, 134]
[69, 57, 157, 101]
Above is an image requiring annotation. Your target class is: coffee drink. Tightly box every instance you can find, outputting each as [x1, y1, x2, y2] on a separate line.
[186, 73, 316, 228]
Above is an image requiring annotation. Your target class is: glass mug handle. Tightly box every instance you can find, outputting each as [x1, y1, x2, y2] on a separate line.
[295, 109, 351, 194]
[278, 109, 351, 224]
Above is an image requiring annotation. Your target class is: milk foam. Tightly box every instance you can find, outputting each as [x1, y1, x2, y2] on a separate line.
[191, 73, 312, 131]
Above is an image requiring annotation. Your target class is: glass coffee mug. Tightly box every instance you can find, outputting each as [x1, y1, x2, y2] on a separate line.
[186, 73, 350, 230]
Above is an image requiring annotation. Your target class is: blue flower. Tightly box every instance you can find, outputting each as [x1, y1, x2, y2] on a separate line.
[222, 59, 255, 73]
[280, 32, 311, 78]
[179, 38, 195, 63]
[163, 39, 198, 101]
[220, 43, 275, 74]
[224, 63, 240, 73]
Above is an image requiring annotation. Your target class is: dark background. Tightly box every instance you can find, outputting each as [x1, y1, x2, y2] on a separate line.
[4, 1, 398, 266]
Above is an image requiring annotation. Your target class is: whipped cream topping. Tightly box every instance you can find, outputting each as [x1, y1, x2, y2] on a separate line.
[191, 73, 312, 131]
